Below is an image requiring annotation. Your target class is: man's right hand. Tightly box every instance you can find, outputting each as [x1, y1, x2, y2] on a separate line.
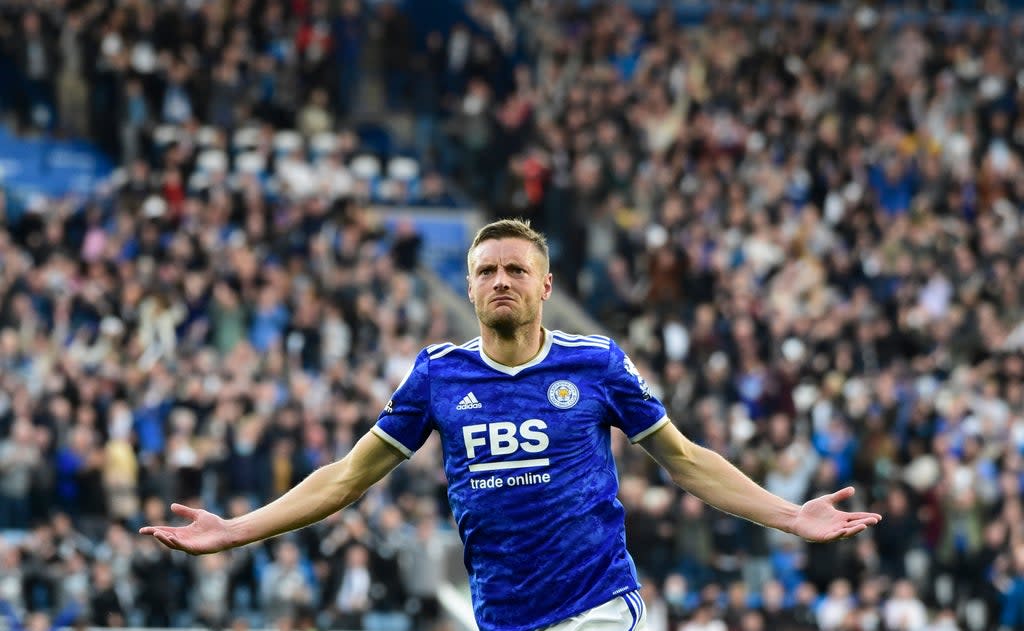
[139, 503, 236, 555]
[139, 432, 407, 555]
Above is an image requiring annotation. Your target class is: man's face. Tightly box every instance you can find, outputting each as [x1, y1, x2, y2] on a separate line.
[467, 238, 552, 337]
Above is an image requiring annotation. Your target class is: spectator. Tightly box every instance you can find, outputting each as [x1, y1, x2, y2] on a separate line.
[329, 544, 372, 630]
[0, 541, 24, 613]
[998, 544, 1024, 630]
[297, 88, 333, 139]
[259, 541, 314, 622]
[883, 579, 929, 631]
[0, 417, 38, 529]
[817, 579, 855, 631]
[55, 11, 88, 138]
[400, 516, 448, 629]
[14, 11, 57, 130]
[102, 401, 139, 521]
[131, 531, 179, 627]
[54, 426, 105, 526]
[88, 561, 125, 628]
[680, 603, 727, 631]
[193, 554, 231, 629]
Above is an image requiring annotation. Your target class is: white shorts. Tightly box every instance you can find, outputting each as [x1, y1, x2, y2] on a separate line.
[541, 591, 647, 631]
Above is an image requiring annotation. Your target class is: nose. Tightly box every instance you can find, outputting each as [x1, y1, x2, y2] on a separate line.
[492, 270, 510, 290]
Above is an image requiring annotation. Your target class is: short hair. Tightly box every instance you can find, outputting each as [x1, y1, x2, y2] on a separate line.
[467, 218, 550, 273]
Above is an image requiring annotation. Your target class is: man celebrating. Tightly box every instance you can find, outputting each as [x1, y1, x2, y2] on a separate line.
[141, 219, 881, 631]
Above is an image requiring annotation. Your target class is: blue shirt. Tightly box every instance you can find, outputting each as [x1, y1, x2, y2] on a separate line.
[373, 330, 669, 631]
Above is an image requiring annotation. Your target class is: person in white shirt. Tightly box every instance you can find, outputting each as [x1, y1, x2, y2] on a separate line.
[331, 544, 371, 629]
[679, 604, 726, 631]
[883, 579, 928, 631]
[817, 578, 855, 630]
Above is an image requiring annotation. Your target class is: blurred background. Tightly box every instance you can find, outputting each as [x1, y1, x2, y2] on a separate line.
[2, 1, 1024, 630]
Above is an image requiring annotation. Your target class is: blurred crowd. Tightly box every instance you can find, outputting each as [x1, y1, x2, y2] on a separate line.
[0, 138, 456, 628]
[3, 1, 1024, 631]
[0, 0, 459, 209]
[443, 2, 1024, 631]
[1, 2, 461, 630]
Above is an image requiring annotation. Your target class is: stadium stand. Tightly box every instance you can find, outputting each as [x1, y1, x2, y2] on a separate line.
[2, 1, 1024, 630]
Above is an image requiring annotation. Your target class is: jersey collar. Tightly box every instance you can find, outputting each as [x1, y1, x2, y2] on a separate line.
[478, 328, 553, 376]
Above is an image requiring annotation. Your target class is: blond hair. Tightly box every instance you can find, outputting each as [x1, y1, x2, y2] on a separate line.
[467, 218, 550, 272]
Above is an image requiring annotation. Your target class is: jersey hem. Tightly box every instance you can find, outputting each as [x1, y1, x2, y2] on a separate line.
[371, 425, 414, 458]
[526, 587, 642, 631]
[628, 415, 670, 443]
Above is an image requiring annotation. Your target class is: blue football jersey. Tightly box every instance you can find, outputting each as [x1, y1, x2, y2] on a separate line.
[372, 330, 669, 631]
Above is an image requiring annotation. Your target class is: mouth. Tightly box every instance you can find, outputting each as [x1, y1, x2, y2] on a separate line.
[490, 296, 515, 305]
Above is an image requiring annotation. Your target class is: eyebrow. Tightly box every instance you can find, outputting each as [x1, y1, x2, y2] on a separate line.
[475, 261, 528, 272]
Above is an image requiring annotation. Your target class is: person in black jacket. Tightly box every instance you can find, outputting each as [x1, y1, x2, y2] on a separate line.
[88, 562, 125, 628]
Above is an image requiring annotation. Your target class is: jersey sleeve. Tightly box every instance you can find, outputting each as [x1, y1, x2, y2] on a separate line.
[371, 349, 433, 458]
[604, 340, 670, 443]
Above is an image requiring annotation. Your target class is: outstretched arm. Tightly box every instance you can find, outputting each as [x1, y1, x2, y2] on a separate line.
[139, 431, 406, 554]
[638, 422, 881, 542]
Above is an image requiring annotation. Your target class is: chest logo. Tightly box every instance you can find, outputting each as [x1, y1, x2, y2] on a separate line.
[547, 380, 580, 409]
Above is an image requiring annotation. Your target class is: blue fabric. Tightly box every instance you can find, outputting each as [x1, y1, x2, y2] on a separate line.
[55, 448, 85, 505]
[868, 163, 917, 216]
[374, 331, 668, 631]
[1001, 577, 1024, 627]
[249, 304, 289, 352]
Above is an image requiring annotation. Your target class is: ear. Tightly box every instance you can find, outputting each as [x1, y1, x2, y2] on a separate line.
[466, 275, 474, 304]
[541, 272, 553, 301]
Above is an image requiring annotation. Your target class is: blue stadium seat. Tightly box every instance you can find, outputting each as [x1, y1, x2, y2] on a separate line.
[356, 122, 393, 157]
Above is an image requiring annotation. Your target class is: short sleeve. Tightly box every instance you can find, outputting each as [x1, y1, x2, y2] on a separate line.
[604, 341, 670, 443]
[372, 349, 433, 458]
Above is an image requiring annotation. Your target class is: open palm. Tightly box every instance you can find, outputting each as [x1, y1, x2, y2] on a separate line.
[791, 487, 882, 543]
[139, 503, 236, 555]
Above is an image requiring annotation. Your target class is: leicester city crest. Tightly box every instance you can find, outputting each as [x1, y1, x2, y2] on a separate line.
[547, 380, 580, 409]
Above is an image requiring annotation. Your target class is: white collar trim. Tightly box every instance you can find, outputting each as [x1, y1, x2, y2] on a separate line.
[478, 329, 553, 376]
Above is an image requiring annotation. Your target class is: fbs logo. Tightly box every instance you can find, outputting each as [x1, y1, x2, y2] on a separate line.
[456, 392, 483, 410]
[462, 419, 550, 471]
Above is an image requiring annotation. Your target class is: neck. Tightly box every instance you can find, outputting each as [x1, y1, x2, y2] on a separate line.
[480, 325, 546, 367]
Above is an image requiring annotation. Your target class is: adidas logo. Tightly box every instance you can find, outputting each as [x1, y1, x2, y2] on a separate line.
[456, 392, 483, 410]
